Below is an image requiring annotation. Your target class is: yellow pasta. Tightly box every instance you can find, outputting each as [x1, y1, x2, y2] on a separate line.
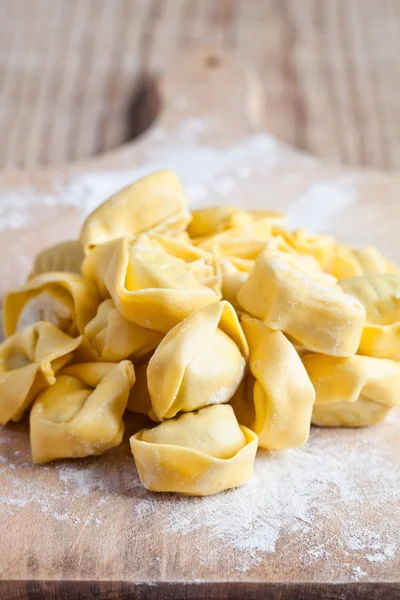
[327, 244, 399, 280]
[0, 323, 82, 425]
[231, 316, 315, 448]
[30, 361, 135, 464]
[339, 274, 400, 360]
[147, 301, 248, 420]
[1, 168, 399, 497]
[84, 299, 162, 362]
[238, 248, 366, 356]
[100, 234, 220, 332]
[29, 240, 84, 278]
[130, 405, 258, 495]
[303, 353, 400, 427]
[80, 170, 191, 252]
[3, 271, 99, 337]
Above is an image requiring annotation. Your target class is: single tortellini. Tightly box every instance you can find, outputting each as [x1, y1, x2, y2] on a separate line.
[147, 301, 248, 420]
[327, 244, 399, 280]
[30, 360, 135, 464]
[340, 274, 400, 360]
[30, 240, 84, 278]
[238, 248, 366, 356]
[303, 353, 400, 427]
[80, 170, 191, 252]
[130, 405, 258, 496]
[3, 271, 100, 337]
[0, 322, 82, 425]
[126, 361, 159, 421]
[100, 234, 221, 333]
[231, 316, 315, 449]
[84, 299, 163, 362]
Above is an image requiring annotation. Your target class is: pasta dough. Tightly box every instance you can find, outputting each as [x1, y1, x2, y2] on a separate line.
[327, 244, 399, 280]
[30, 361, 135, 464]
[147, 301, 248, 420]
[339, 274, 400, 360]
[84, 299, 162, 362]
[303, 353, 400, 427]
[80, 170, 191, 252]
[231, 316, 315, 448]
[0, 323, 82, 425]
[238, 248, 366, 356]
[130, 405, 258, 495]
[29, 240, 84, 277]
[3, 271, 100, 337]
[100, 234, 220, 332]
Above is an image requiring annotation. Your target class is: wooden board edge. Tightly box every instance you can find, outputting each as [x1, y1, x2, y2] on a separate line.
[0, 580, 399, 600]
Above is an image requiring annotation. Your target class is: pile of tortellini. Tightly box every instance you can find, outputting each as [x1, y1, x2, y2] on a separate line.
[1, 170, 400, 496]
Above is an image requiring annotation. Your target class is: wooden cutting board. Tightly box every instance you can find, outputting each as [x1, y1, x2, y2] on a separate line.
[0, 47, 399, 600]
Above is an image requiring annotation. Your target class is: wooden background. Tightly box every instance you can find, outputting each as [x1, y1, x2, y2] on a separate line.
[1, 0, 400, 171]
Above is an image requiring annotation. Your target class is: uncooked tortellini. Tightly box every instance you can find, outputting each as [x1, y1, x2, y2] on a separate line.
[130, 405, 258, 495]
[147, 301, 248, 420]
[3, 271, 99, 337]
[340, 274, 400, 360]
[231, 316, 315, 448]
[327, 244, 399, 280]
[303, 353, 400, 427]
[238, 248, 366, 356]
[30, 240, 84, 277]
[84, 299, 162, 362]
[0, 323, 82, 425]
[1, 167, 399, 498]
[30, 361, 135, 464]
[98, 234, 220, 333]
[80, 170, 191, 252]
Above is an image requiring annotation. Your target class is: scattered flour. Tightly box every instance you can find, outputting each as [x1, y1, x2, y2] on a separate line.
[1, 412, 398, 579]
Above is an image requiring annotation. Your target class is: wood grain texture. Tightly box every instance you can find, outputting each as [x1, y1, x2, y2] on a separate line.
[0, 46, 400, 600]
[1, 0, 400, 169]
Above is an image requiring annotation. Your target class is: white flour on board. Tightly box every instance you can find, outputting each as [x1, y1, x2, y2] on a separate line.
[0, 412, 399, 578]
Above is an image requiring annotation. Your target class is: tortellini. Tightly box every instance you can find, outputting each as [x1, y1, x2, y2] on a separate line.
[303, 353, 400, 427]
[97, 234, 220, 333]
[147, 301, 248, 420]
[238, 248, 366, 356]
[3, 271, 99, 337]
[1, 168, 399, 497]
[0, 323, 82, 425]
[272, 228, 335, 270]
[327, 244, 399, 280]
[84, 299, 162, 362]
[30, 361, 135, 464]
[80, 170, 191, 252]
[30, 240, 84, 277]
[340, 274, 400, 360]
[130, 405, 258, 495]
[231, 317, 315, 448]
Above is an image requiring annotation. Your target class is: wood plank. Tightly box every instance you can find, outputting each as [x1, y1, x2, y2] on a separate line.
[1, 0, 400, 168]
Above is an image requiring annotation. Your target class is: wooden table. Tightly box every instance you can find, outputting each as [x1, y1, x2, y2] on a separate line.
[1, 0, 400, 170]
